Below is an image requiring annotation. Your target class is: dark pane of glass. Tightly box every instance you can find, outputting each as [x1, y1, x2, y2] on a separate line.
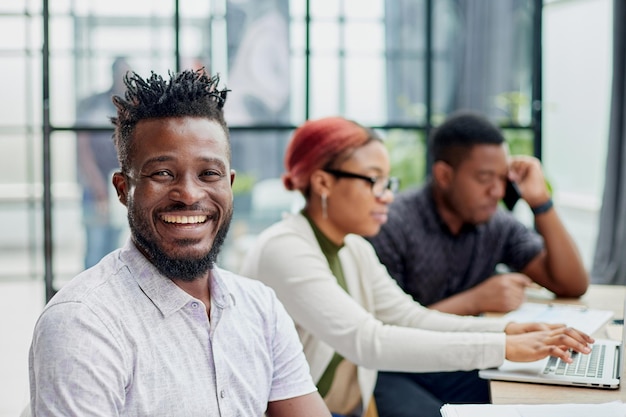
[225, 0, 291, 127]
[384, 0, 427, 125]
[221, 128, 300, 271]
[434, 0, 534, 125]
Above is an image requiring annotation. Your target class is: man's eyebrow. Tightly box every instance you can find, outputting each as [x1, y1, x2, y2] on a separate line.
[140, 155, 227, 169]
[143, 155, 174, 166]
[138, 156, 174, 171]
[199, 157, 227, 169]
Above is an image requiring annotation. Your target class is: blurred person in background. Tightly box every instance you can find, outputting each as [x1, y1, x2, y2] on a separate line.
[367, 110, 589, 417]
[76, 57, 131, 268]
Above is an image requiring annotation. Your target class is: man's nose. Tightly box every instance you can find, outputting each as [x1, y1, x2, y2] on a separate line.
[492, 180, 507, 199]
[169, 175, 206, 204]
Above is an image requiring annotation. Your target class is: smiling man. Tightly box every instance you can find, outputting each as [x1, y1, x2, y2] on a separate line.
[28, 69, 330, 417]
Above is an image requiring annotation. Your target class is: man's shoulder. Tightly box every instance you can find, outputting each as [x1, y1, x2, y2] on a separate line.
[488, 208, 529, 229]
[49, 262, 120, 303]
[384, 185, 431, 228]
[389, 185, 431, 214]
[215, 267, 279, 304]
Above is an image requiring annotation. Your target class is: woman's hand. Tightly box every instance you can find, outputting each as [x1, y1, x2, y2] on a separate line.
[505, 326, 594, 363]
[504, 321, 566, 334]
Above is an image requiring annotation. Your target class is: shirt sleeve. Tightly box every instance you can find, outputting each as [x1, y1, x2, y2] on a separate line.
[29, 302, 127, 416]
[498, 212, 544, 271]
[267, 290, 318, 401]
[241, 225, 507, 374]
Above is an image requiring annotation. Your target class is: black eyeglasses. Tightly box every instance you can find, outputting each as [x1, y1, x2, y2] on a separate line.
[323, 169, 400, 198]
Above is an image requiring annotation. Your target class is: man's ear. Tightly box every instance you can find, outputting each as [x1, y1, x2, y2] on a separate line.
[229, 169, 236, 201]
[112, 171, 128, 206]
[432, 161, 454, 190]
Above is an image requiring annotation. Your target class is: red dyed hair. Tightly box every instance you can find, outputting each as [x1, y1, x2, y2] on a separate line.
[282, 116, 379, 196]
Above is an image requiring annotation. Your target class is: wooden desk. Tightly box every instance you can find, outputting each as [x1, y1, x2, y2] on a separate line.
[489, 284, 626, 404]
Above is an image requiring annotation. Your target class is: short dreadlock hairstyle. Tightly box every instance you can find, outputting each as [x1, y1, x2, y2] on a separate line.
[111, 68, 229, 173]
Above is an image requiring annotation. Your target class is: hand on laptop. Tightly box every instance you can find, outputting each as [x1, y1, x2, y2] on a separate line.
[504, 325, 594, 363]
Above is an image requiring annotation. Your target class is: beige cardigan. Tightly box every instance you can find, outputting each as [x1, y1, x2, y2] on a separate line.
[240, 213, 508, 412]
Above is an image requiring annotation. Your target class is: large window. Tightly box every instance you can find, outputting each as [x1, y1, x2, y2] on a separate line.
[0, 0, 541, 300]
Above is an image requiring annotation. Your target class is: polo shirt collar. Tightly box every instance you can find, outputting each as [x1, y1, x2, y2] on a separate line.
[119, 240, 233, 317]
[423, 181, 479, 236]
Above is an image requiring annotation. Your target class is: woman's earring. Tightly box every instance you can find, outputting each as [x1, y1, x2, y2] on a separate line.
[321, 193, 328, 219]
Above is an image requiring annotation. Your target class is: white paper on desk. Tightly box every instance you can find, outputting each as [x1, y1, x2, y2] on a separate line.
[440, 401, 626, 417]
[502, 302, 614, 334]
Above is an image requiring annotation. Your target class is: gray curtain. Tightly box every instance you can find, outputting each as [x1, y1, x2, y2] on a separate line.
[384, 0, 533, 125]
[591, 0, 626, 284]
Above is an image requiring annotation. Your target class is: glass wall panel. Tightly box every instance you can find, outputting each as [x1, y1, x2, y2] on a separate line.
[0, 17, 27, 49]
[0, 130, 41, 281]
[310, 21, 341, 51]
[344, 0, 384, 18]
[0, 0, 541, 289]
[382, 128, 428, 191]
[310, 55, 341, 117]
[223, 128, 301, 272]
[310, 1, 340, 18]
[384, 0, 427, 125]
[224, 0, 291, 126]
[432, 0, 534, 124]
[0, 57, 30, 126]
[344, 21, 385, 53]
[344, 56, 386, 125]
[0, 4, 41, 282]
[51, 131, 93, 285]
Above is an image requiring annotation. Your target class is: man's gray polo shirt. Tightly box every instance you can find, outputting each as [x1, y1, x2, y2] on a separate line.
[29, 240, 315, 416]
[368, 182, 543, 306]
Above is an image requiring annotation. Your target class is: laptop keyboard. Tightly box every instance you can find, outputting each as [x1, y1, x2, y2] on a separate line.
[543, 344, 605, 378]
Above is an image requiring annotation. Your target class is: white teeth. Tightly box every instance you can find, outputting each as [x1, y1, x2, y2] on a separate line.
[161, 215, 207, 224]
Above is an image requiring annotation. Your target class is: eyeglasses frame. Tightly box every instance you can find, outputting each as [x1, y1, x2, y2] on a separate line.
[323, 168, 399, 197]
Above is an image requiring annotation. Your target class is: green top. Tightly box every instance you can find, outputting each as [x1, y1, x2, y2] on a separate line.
[302, 211, 348, 397]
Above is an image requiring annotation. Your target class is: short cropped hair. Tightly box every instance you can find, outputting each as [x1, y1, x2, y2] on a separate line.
[430, 111, 505, 168]
[283, 116, 382, 197]
[111, 69, 229, 173]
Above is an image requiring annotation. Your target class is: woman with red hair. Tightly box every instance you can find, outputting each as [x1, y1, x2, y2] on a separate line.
[240, 116, 592, 417]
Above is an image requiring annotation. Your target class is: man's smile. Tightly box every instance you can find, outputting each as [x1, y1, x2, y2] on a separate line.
[161, 214, 209, 224]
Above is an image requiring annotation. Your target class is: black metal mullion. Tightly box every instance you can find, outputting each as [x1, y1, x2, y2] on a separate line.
[305, 0, 311, 120]
[42, 0, 55, 302]
[532, 0, 543, 160]
[175, 0, 181, 72]
[424, 0, 433, 173]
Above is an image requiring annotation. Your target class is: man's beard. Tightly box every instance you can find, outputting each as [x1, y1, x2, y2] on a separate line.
[128, 203, 232, 282]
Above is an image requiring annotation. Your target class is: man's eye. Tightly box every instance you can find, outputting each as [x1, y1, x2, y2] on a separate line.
[201, 170, 223, 180]
[151, 171, 172, 179]
[476, 175, 493, 185]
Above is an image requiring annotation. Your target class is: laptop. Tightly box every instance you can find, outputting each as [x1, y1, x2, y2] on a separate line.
[478, 302, 625, 390]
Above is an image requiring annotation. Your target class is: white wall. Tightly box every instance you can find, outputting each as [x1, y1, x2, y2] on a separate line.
[543, 0, 613, 269]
